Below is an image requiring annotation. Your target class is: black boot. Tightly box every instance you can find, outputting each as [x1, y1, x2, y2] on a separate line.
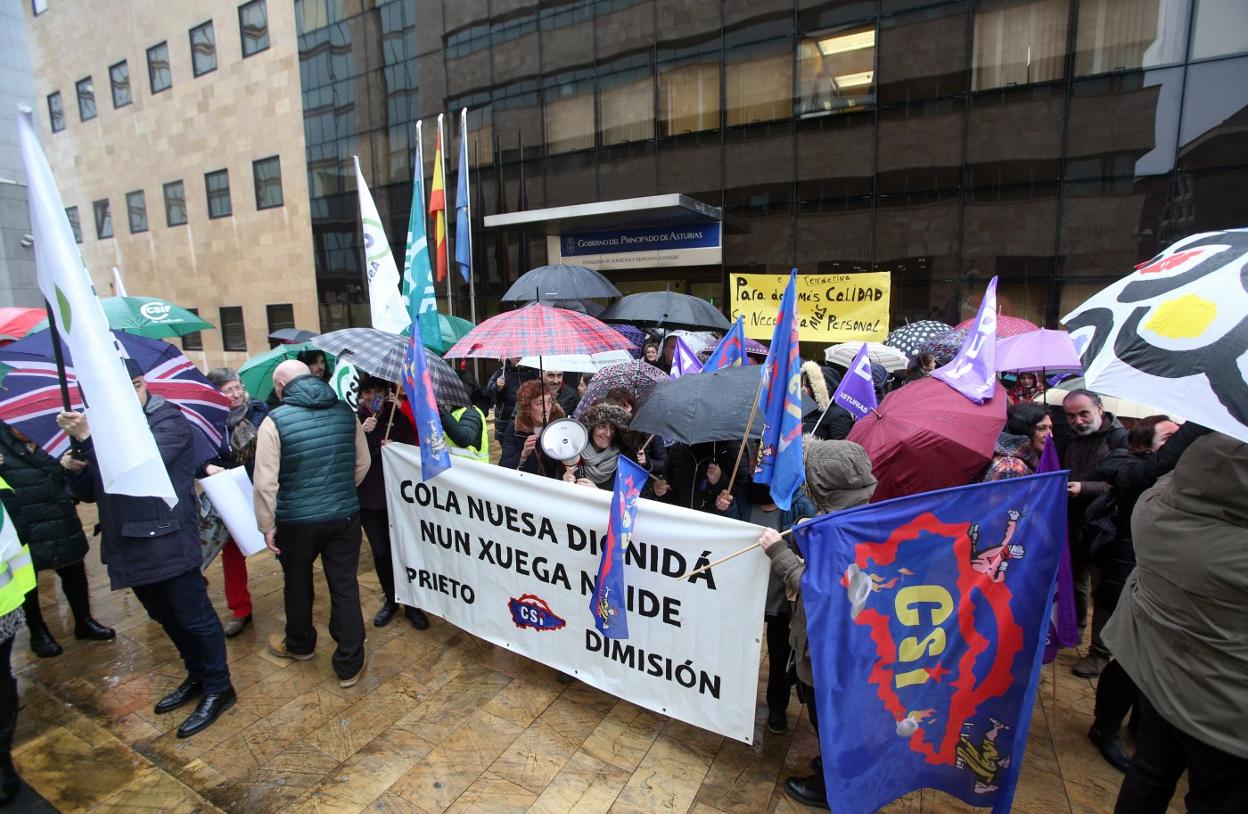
[1088, 722, 1132, 773]
[404, 607, 429, 630]
[73, 617, 115, 641]
[373, 601, 398, 627]
[0, 720, 20, 804]
[783, 756, 829, 809]
[26, 622, 61, 659]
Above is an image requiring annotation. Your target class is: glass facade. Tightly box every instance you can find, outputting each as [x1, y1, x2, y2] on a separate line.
[295, 0, 1248, 329]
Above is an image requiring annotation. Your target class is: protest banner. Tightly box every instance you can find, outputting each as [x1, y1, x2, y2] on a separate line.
[198, 467, 266, 556]
[383, 444, 768, 743]
[730, 272, 891, 342]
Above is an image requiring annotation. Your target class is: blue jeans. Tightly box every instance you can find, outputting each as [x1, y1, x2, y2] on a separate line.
[132, 568, 231, 694]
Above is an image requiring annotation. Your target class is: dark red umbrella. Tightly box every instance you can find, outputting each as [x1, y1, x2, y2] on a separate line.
[847, 376, 1006, 502]
[443, 302, 633, 359]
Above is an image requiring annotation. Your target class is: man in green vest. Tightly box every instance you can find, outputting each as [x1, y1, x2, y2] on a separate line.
[441, 404, 488, 462]
[253, 360, 372, 689]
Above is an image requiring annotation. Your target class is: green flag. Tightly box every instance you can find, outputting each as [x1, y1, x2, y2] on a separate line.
[404, 120, 441, 348]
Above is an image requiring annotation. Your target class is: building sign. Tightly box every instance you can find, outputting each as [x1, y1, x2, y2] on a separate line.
[730, 272, 891, 342]
[547, 222, 722, 270]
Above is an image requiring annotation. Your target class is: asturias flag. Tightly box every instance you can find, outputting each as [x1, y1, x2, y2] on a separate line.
[831, 342, 878, 420]
[753, 268, 804, 510]
[669, 336, 703, 379]
[704, 316, 748, 371]
[454, 108, 472, 283]
[934, 276, 998, 404]
[590, 456, 646, 640]
[429, 126, 449, 284]
[402, 318, 452, 481]
[797, 472, 1067, 814]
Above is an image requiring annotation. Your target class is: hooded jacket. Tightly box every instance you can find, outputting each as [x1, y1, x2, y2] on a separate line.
[765, 440, 877, 684]
[0, 423, 89, 571]
[800, 361, 852, 441]
[1103, 432, 1248, 759]
[577, 403, 642, 489]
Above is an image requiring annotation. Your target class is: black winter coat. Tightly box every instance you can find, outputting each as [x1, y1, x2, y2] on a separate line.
[357, 400, 415, 511]
[0, 425, 89, 571]
[67, 396, 201, 590]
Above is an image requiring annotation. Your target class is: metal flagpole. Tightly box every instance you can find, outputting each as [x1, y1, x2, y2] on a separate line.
[462, 108, 478, 331]
[438, 113, 454, 317]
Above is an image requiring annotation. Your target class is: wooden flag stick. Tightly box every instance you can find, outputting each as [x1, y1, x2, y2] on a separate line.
[724, 375, 767, 496]
[382, 385, 401, 442]
[682, 526, 794, 581]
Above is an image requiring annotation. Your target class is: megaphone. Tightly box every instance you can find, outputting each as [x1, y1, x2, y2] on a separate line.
[540, 418, 589, 462]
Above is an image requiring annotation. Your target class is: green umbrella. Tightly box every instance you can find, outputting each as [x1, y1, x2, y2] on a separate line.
[32, 296, 214, 339]
[237, 342, 336, 402]
[403, 313, 475, 354]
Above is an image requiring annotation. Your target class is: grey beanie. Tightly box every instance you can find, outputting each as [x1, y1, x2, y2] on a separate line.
[804, 440, 877, 513]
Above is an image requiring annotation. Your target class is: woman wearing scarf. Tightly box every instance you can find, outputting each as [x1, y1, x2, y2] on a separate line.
[499, 380, 565, 476]
[563, 403, 649, 490]
[204, 368, 270, 637]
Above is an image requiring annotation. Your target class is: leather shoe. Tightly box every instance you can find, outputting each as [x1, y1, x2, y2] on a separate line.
[767, 708, 788, 735]
[155, 677, 204, 715]
[267, 633, 315, 661]
[405, 607, 429, 630]
[177, 687, 237, 738]
[223, 614, 251, 638]
[783, 774, 830, 809]
[338, 649, 369, 689]
[74, 617, 116, 641]
[28, 625, 62, 658]
[373, 601, 398, 627]
[1088, 724, 1132, 773]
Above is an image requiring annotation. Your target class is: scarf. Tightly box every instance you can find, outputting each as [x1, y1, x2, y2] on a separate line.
[227, 401, 259, 462]
[580, 441, 620, 485]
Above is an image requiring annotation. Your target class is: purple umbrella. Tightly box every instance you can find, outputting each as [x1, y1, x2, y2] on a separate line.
[610, 324, 646, 359]
[996, 329, 1083, 373]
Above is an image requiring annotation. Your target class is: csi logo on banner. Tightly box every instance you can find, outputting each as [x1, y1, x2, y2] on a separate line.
[548, 222, 723, 270]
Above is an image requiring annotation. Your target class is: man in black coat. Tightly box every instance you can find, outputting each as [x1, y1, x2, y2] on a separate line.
[484, 360, 537, 441]
[58, 359, 234, 738]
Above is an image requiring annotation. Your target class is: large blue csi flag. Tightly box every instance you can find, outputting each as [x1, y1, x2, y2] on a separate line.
[704, 315, 748, 371]
[402, 320, 452, 481]
[831, 342, 878, 420]
[795, 473, 1067, 814]
[589, 456, 646, 639]
[454, 109, 472, 283]
[753, 268, 805, 510]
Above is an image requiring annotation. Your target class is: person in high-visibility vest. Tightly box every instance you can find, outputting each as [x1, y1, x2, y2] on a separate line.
[0, 476, 38, 802]
[441, 405, 488, 462]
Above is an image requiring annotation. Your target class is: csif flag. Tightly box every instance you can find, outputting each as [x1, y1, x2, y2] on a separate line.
[401, 319, 452, 481]
[796, 472, 1067, 814]
[933, 276, 998, 404]
[589, 456, 646, 640]
[831, 343, 878, 420]
[16, 106, 176, 506]
[704, 316, 748, 371]
[453, 108, 472, 283]
[753, 268, 805, 510]
[353, 156, 411, 334]
[429, 121, 449, 284]
[403, 120, 440, 348]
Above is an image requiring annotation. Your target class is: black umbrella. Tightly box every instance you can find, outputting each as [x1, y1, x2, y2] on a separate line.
[630, 365, 763, 444]
[599, 291, 731, 332]
[268, 327, 317, 343]
[500, 263, 621, 303]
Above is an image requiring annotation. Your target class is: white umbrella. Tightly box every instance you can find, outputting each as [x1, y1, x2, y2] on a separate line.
[518, 349, 633, 373]
[825, 340, 909, 372]
[1040, 377, 1179, 421]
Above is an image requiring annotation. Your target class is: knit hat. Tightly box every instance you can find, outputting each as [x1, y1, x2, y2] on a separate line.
[804, 440, 877, 513]
[124, 357, 144, 380]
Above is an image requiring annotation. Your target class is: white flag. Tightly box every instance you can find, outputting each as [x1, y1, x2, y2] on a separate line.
[112, 266, 128, 297]
[16, 106, 176, 506]
[353, 156, 411, 334]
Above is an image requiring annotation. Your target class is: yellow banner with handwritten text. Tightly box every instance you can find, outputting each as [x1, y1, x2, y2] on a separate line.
[729, 272, 891, 342]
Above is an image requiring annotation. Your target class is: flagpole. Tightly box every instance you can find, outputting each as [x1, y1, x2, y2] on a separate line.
[42, 299, 74, 414]
[462, 108, 479, 385]
[684, 525, 796, 581]
[438, 113, 454, 317]
[724, 375, 766, 499]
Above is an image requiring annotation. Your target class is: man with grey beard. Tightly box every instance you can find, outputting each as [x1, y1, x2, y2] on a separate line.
[1061, 388, 1128, 678]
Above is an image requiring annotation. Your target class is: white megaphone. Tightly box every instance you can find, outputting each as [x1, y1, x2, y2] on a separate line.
[540, 418, 589, 463]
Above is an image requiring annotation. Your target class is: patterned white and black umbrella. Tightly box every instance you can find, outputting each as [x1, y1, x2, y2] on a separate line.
[885, 320, 952, 356]
[312, 328, 470, 407]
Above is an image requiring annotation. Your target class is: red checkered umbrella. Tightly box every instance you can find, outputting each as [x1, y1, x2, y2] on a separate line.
[955, 314, 1039, 337]
[443, 302, 634, 359]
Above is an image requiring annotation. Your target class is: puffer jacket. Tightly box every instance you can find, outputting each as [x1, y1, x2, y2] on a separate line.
[0, 424, 89, 571]
[269, 375, 361, 523]
[1103, 432, 1248, 759]
[67, 395, 200, 590]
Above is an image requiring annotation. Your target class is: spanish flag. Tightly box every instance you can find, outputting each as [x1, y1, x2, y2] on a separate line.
[428, 126, 448, 283]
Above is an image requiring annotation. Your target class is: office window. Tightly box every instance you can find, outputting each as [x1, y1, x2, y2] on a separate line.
[544, 71, 595, 154]
[1190, 0, 1248, 60]
[75, 77, 96, 121]
[181, 309, 204, 351]
[220, 306, 246, 351]
[797, 24, 877, 117]
[163, 180, 187, 226]
[126, 190, 148, 233]
[239, 0, 270, 57]
[109, 61, 131, 108]
[1074, 0, 1189, 76]
[972, 0, 1068, 91]
[266, 303, 295, 348]
[252, 155, 283, 209]
[205, 170, 232, 218]
[93, 199, 113, 239]
[47, 92, 64, 133]
[658, 58, 721, 137]
[65, 207, 81, 243]
[190, 21, 218, 76]
[147, 42, 172, 93]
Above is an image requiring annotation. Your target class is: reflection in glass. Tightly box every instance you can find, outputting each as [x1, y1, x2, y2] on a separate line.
[544, 69, 596, 154]
[1190, 0, 1248, 60]
[797, 24, 876, 117]
[1073, 0, 1188, 76]
[65, 207, 81, 243]
[727, 39, 792, 126]
[206, 169, 233, 219]
[75, 77, 95, 122]
[254, 156, 284, 209]
[972, 0, 1067, 91]
[93, 199, 113, 239]
[659, 55, 720, 136]
[219, 306, 247, 352]
[47, 92, 64, 133]
[164, 181, 187, 226]
[148, 42, 172, 93]
[599, 56, 653, 145]
[240, 0, 271, 57]
[190, 21, 217, 77]
[1067, 68, 1183, 178]
[110, 61, 131, 108]
[126, 190, 148, 233]
[1178, 56, 1248, 171]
